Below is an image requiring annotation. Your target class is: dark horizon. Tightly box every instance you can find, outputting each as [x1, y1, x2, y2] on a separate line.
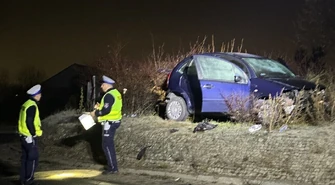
[1, 0, 305, 82]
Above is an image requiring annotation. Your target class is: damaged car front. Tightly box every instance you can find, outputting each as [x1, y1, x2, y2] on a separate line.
[237, 56, 327, 120]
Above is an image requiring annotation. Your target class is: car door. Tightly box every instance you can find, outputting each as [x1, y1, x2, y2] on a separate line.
[178, 58, 197, 112]
[193, 55, 251, 113]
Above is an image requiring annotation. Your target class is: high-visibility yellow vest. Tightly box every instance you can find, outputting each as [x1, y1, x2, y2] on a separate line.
[18, 99, 43, 137]
[97, 89, 123, 122]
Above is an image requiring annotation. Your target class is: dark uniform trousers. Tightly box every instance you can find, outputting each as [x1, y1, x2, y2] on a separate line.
[102, 120, 121, 172]
[20, 136, 39, 184]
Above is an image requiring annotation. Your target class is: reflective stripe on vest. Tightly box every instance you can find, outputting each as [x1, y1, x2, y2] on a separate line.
[18, 99, 43, 137]
[98, 89, 123, 122]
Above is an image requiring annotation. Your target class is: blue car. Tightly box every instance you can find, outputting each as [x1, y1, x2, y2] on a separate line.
[164, 52, 325, 121]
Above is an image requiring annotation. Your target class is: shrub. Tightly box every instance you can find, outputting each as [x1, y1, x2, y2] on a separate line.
[304, 71, 335, 122]
[91, 35, 335, 127]
[223, 93, 257, 123]
[92, 36, 244, 116]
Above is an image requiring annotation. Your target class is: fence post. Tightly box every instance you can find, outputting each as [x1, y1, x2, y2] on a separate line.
[86, 80, 92, 110]
[92, 75, 96, 108]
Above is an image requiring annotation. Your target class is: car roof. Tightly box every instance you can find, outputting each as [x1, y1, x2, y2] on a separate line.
[198, 52, 265, 59]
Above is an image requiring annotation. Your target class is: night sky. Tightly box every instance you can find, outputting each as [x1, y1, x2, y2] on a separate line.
[0, 0, 305, 81]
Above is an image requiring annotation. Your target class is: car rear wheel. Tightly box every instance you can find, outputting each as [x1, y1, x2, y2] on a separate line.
[166, 96, 189, 121]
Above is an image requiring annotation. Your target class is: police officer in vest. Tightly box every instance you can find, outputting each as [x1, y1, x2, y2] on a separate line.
[91, 75, 122, 174]
[18, 84, 43, 185]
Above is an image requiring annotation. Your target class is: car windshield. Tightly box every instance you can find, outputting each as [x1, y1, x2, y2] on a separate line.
[242, 57, 296, 78]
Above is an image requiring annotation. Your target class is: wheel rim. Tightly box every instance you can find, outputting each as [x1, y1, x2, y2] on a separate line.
[167, 101, 182, 120]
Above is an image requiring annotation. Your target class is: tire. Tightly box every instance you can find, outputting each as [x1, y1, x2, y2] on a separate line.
[166, 96, 189, 121]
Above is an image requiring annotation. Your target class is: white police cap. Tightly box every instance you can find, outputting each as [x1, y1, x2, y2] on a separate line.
[102, 75, 115, 84]
[27, 84, 41, 96]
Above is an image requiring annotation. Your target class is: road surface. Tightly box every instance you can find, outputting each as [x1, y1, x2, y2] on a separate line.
[0, 156, 199, 185]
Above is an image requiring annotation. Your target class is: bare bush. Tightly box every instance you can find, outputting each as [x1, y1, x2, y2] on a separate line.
[223, 93, 257, 123]
[149, 36, 245, 105]
[304, 70, 335, 122]
[222, 87, 332, 131]
[305, 89, 330, 123]
[93, 36, 244, 115]
[93, 41, 158, 115]
[255, 91, 306, 131]
[222, 90, 305, 131]
[253, 88, 332, 131]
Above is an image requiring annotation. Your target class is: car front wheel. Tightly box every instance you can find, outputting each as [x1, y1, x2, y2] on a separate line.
[166, 96, 189, 121]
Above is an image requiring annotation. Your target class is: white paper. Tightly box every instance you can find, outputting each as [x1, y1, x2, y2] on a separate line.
[78, 114, 96, 130]
[248, 124, 262, 133]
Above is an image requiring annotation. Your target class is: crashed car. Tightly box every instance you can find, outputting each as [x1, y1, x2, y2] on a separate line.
[163, 52, 325, 121]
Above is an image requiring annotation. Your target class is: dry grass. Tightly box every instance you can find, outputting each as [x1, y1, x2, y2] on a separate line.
[40, 109, 83, 147]
[42, 109, 81, 126]
[38, 111, 251, 167]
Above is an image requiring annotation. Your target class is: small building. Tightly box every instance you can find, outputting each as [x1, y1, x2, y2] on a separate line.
[0, 63, 101, 124]
[39, 63, 99, 118]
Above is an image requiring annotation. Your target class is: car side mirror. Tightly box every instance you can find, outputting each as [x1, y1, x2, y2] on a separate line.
[234, 75, 243, 83]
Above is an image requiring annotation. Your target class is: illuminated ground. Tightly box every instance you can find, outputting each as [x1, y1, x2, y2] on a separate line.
[0, 130, 228, 185]
[0, 162, 201, 185]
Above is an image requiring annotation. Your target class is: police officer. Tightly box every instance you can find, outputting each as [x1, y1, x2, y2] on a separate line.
[18, 84, 43, 185]
[91, 75, 122, 174]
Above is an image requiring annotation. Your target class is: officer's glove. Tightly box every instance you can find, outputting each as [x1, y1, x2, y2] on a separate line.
[25, 136, 33, 144]
[103, 122, 111, 131]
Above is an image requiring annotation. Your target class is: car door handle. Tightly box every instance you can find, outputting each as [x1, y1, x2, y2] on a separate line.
[202, 84, 213, 89]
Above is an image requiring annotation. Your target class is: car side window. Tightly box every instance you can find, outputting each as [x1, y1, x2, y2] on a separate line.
[177, 57, 193, 74]
[229, 60, 250, 78]
[232, 65, 248, 84]
[186, 60, 197, 75]
[196, 56, 235, 82]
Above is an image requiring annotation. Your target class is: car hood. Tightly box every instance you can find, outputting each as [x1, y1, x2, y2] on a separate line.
[264, 77, 325, 91]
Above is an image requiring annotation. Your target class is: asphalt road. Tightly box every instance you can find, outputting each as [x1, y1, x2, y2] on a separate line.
[0, 156, 194, 185]
[0, 178, 122, 185]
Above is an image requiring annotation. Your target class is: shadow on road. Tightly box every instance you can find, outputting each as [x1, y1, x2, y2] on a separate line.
[0, 159, 18, 185]
[0, 133, 18, 144]
[0, 160, 17, 177]
[57, 124, 107, 165]
[0, 123, 107, 169]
